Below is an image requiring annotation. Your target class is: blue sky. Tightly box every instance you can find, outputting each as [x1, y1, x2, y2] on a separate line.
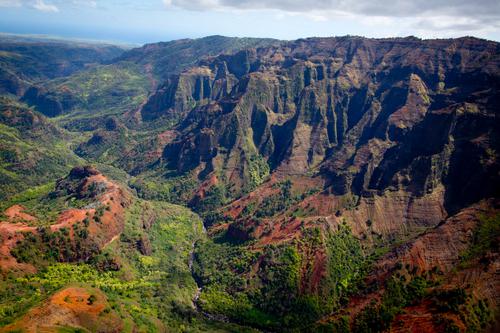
[0, 0, 499, 45]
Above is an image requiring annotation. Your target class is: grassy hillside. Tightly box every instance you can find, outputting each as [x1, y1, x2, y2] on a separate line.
[0, 176, 256, 332]
[0, 34, 125, 96]
[39, 62, 151, 128]
[0, 97, 84, 200]
[117, 35, 280, 80]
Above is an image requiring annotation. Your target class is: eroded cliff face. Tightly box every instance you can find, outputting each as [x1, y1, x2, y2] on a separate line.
[143, 37, 498, 208]
[344, 200, 500, 332]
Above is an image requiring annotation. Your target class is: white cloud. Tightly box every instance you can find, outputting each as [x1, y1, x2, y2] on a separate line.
[0, 0, 99, 12]
[73, 0, 97, 8]
[163, 0, 500, 36]
[0, 0, 21, 7]
[32, 0, 59, 12]
[163, 0, 500, 17]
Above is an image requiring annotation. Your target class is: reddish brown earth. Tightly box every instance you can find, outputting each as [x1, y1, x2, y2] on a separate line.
[217, 176, 446, 252]
[4, 205, 37, 222]
[0, 287, 122, 333]
[194, 174, 219, 200]
[0, 221, 36, 273]
[368, 200, 498, 284]
[322, 199, 500, 330]
[0, 167, 131, 274]
[0, 205, 38, 272]
[390, 301, 441, 333]
[215, 164, 498, 331]
[212, 176, 454, 297]
[50, 171, 131, 248]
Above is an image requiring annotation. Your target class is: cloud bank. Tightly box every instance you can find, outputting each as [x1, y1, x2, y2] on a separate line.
[163, 0, 500, 35]
[163, 0, 499, 17]
[0, 0, 498, 41]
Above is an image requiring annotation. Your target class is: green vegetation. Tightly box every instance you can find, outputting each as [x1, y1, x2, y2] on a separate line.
[193, 241, 259, 290]
[0, 189, 257, 332]
[192, 223, 370, 330]
[352, 266, 494, 333]
[432, 288, 493, 333]
[10, 226, 96, 264]
[39, 62, 149, 126]
[0, 97, 83, 200]
[248, 180, 320, 219]
[462, 298, 493, 332]
[353, 274, 435, 333]
[0, 263, 154, 327]
[0, 183, 96, 226]
[193, 185, 228, 214]
[461, 214, 500, 263]
[1, 34, 498, 333]
[0, 35, 124, 99]
[130, 172, 198, 204]
[246, 154, 270, 192]
[120, 35, 279, 80]
[255, 180, 293, 218]
[319, 223, 369, 312]
[193, 240, 297, 329]
[248, 180, 292, 219]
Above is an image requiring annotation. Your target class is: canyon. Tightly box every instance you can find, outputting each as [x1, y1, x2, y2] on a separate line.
[0, 34, 498, 332]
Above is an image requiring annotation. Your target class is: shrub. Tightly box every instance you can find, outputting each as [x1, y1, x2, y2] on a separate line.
[87, 294, 96, 305]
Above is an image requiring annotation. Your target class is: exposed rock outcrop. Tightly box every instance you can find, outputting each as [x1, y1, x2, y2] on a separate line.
[147, 37, 499, 205]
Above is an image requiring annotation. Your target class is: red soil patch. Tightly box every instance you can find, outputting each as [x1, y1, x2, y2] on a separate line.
[390, 302, 440, 333]
[258, 217, 304, 246]
[208, 221, 231, 236]
[51, 287, 105, 314]
[0, 221, 36, 273]
[48, 173, 130, 248]
[223, 175, 281, 220]
[0, 287, 123, 333]
[0, 169, 131, 274]
[348, 292, 383, 318]
[319, 200, 499, 329]
[218, 175, 328, 246]
[50, 209, 89, 233]
[194, 174, 219, 200]
[4, 204, 37, 222]
[309, 250, 327, 292]
[0, 205, 38, 272]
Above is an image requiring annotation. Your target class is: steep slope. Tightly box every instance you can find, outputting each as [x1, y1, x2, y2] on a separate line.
[0, 96, 83, 200]
[22, 62, 150, 120]
[21, 36, 279, 125]
[0, 166, 131, 272]
[134, 37, 499, 206]
[344, 200, 500, 333]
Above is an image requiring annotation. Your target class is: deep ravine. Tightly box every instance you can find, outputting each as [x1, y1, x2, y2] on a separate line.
[188, 223, 231, 323]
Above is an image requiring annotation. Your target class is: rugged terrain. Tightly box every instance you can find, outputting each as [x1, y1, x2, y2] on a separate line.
[0, 34, 498, 332]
